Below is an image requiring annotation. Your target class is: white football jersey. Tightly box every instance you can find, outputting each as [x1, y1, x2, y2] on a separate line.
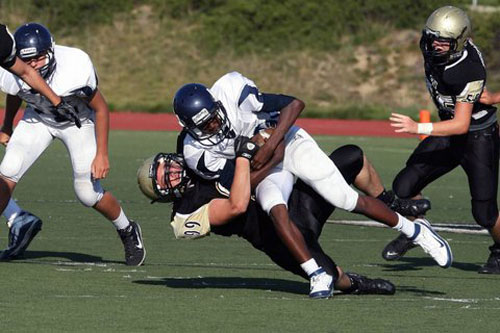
[183, 71, 279, 180]
[0, 45, 97, 127]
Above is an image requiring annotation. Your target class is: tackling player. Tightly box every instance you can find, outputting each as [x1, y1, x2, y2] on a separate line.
[137, 143, 397, 298]
[171, 72, 453, 298]
[0, 23, 145, 265]
[383, 6, 500, 274]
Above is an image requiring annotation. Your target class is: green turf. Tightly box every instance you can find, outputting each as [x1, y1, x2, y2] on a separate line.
[0, 131, 498, 332]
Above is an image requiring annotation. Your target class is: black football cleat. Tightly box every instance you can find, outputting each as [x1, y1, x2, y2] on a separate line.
[382, 234, 417, 261]
[344, 272, 396, 295]
[390, 197, 431, 217]
[478, 244, 500, 274]
[118, 221, 146, 266]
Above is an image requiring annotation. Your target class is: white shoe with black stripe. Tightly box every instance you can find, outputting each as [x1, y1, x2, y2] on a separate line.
[410, 218, 453, 268]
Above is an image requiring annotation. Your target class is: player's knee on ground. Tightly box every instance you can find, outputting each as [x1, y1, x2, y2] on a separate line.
[472, 199, 498, 229]
[0, 149, 24, 182]
[74, 174, 104, 207]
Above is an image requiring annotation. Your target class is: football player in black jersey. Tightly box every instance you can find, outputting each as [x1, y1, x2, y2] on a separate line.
[382, 6, 500, 274]
[137, 142, 413, 297]
[0, 23, 73, 112]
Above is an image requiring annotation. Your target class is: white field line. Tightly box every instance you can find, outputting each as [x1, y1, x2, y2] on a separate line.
[327, 219, 488, 235]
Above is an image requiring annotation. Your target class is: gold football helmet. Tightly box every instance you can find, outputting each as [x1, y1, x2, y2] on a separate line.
[137, 153, 188, 203]
[420, 6, 472, 66]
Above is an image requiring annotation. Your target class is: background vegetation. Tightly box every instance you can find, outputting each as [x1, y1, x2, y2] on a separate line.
[1, 0, 500, 118]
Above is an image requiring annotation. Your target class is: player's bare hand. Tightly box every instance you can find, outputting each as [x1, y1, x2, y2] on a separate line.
[251, 142, 274, 170]
[390, 113, 418, 134]
[480, 88, 494, 105]
[91, 153, 110, 180]
[250, 128, 273, 147]
[0, 128, 12, 146]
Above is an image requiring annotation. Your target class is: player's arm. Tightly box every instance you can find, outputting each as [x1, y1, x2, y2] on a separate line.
[8, 57, 63, 107]
[480, 88, 500, 105]
[208, 155, 251, 226]
[88, 89, 110, 179]
[0, 94, 23, 146]
[390, 102, 473, 136]
[251, 94, 305, 170]
[207, 136, 259, 226]
[391, 77, 487, 136]
[250, 138, 286, 188]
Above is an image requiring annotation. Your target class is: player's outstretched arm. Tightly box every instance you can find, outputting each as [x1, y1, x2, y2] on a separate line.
[8, 57, 62, 107]
[390, 102, 472, 137]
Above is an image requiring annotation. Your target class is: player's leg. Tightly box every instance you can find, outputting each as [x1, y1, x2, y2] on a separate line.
[58, 120, 145, 266]
[382, 136, 459, 261]
[0, 118, 52, 258]
[461, 124, 500, 273]
[353, 152, 431, 216]
[284, 129, 452, 268]
[256, 168, 333, 298]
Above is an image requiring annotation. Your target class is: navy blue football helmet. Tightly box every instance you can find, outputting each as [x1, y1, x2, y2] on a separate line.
[14, 23, 56, 78]
[173, 83, 231, 146]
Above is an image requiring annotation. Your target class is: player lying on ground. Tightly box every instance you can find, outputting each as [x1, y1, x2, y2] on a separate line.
[383, 6, 500, 274]
[0, 23, 145, 265]
[138, 142, 398, 297]
[172, 72, 452, 297]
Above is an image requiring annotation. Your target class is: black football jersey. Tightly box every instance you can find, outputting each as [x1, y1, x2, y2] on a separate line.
[424, 41, 497, 131]
[0, 24, 16, 69]
[171, 178, 270, 247]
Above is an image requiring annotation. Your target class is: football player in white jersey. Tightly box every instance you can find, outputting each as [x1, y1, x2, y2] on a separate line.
[0, 23, 145, 265]
[0, 23, 76, 137]
[173, 72, 453, 297]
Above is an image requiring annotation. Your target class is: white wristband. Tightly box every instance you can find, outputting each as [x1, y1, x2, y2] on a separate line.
[417, 123, 433, 135]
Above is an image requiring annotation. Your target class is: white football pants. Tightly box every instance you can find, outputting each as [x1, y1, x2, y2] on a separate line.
[255, 126, 359, 214]
[0, 109, 104, 207]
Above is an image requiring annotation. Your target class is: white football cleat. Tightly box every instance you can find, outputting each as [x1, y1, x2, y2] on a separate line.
[309, 268, 334, 299]
[410, 218, 453, 268]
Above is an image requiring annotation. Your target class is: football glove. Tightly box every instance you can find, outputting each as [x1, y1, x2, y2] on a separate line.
[54, 100, 81, 128]
[234, 136, 259, 160]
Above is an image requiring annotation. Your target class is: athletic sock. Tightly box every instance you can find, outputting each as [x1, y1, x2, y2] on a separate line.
[376, 189, 395, 206]
[300, 258, 320, 276]
[3, 199, 23, 225]
[112, 208, 130, 230]
[392, 213, 416, 238]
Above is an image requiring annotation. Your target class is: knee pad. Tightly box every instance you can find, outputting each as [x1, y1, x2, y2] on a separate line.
[74, 174, 104, 207]
[0, 149, 24, 182]
[256, 171, 293, 214]
[472, 199, 498, 229]
[329, 145, 364, 184]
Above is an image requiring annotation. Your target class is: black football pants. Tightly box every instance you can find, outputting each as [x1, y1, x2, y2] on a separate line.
[393, 123, 499, 228]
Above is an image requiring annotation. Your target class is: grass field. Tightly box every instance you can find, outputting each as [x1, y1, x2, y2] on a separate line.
[0, 131, 498, 332]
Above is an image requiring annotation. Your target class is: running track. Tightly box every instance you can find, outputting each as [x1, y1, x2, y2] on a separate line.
[0, 110, 413, 138]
